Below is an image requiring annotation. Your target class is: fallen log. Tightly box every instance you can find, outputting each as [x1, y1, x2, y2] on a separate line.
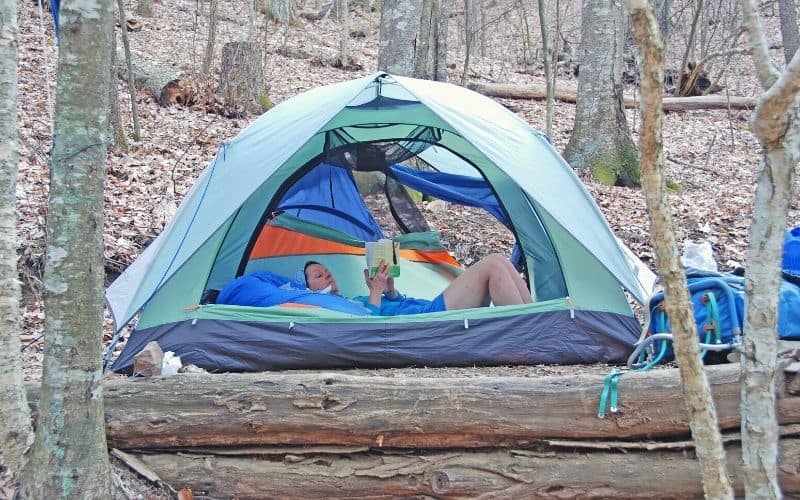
[115, 45, 188, 106]
[92, 364, 800, 449]
[466, 81, 757, 111]
[130, 437, 800, 499]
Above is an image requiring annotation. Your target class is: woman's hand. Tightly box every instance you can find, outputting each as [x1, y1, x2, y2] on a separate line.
[364, 260, 390, 307]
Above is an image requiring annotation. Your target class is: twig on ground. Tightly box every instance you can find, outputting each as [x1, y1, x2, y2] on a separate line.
[667, 154, 732, 177]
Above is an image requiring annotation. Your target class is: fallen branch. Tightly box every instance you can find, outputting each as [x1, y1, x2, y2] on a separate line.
[115, 46, 188, 106]
[666, 154, 731, 176]
[466, 81, 757, 111]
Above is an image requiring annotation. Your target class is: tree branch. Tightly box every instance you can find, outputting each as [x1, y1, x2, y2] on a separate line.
[752, 48, 800, 147]
[626, 0, 735, 497]
[740, 0, 781, 89]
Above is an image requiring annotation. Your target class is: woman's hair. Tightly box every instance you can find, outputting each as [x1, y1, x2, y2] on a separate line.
[302, 260, 321, 283]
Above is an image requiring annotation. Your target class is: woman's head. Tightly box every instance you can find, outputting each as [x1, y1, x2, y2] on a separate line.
[303, 261, 338, 294]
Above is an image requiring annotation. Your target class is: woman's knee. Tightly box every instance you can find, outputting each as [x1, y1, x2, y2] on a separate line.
[481, 253, 509, 269]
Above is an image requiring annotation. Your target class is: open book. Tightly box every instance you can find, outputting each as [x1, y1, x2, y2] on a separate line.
[365, 239, 400, 277]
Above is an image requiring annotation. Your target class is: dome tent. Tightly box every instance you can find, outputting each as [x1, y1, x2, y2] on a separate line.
[107, 73, 655, 373]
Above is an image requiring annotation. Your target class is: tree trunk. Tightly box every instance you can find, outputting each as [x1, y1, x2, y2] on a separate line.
[778, 0, 800, 63]
[129, 437, 800, 499]
[563, 0, 639, 187]
[0, 0, 33, 473]
[258, 0, 297, 23]
[413, 0, 447, 81]
[201, 0, 219, 76]
[18, 0, 116, 496]
[378, 0, 447, 80]
[378, 0, 422, 76]
[538, 0, 554, 136]
[336, 0, 349, 66]
[47, 365, 798, 450]
[625, 1, 734, 497]
[115, 0, 141, 140]
[108, 36, 128, 150]
[217, 41, 265, 115]
[246, 0, 257, 41]
[738, 0, 800, 496]
[464, 0, 481, 74]
[134, 0, 154, 17]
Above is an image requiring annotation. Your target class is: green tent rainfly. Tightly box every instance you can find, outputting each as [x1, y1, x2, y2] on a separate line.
[107, 73, 656, 373]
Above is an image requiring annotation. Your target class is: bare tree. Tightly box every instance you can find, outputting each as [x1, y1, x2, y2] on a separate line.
[675, 0, 704, 96]
[116, 0, 141, 140]
[738, 0, 800, 496]
[463, 0, 481, 80]
[108, 35, 128, 151]
[0, 0, 33, 474]
[563, 0, 639, 187]
[537, 0, 554, 136]
[202, 0, 219, 76]
[625, 0, 735, 497]
[337, 0, 350, 66]
[18, 0, 116, 495]
[415, 0, 447, 81]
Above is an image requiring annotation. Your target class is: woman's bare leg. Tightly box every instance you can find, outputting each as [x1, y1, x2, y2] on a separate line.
[498, 256, 533, 303]
[442, 254, 532, 310]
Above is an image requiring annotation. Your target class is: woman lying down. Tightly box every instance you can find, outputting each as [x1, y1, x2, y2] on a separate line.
[217, 253, 532, 317]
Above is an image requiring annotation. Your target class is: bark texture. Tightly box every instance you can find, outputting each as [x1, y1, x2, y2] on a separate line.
[116, 0, 141, 140]
[337, 0, 349, 66]
[413, 0, 447, 81]
[108, 36, 128, 150]
[0, 0, 33, 473]
[131, 438, 800, 499]
[778, 0, 800, 64]
[739, 0, 800, 496]
[626, 1, 734, 497]
[378, 0, 446, 80]
[32, 365, 797, 449]
[378, 0, 420, 75]
[18, 0, 115, 496]
[217, 41, 265, 115]
[201, 0, 218, 76]
[563, 0, 639, 186]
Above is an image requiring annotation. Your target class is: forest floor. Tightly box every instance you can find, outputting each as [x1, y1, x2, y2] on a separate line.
[6, 0, 800, 497]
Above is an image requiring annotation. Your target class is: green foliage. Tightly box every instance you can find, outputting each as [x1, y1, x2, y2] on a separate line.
[666, 179, 685, 191]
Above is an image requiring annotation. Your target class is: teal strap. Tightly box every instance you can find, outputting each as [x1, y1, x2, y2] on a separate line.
[597, 369, 621, 418]
[706, 292, 722, 343]
[610, 370, 620, 412]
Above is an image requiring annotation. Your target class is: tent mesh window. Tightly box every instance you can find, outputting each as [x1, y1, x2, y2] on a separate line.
[315, 132, 517, 266]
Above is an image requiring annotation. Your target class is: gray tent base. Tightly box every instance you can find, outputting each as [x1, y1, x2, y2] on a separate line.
[112, 310, 640, 373]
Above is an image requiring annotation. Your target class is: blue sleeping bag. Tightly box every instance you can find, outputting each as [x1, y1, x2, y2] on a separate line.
[216, 271, 372, 316]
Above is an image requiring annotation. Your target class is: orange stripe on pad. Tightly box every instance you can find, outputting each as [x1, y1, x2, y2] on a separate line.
[251, 226, 365, 259]
[250, 225, 461, 268]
